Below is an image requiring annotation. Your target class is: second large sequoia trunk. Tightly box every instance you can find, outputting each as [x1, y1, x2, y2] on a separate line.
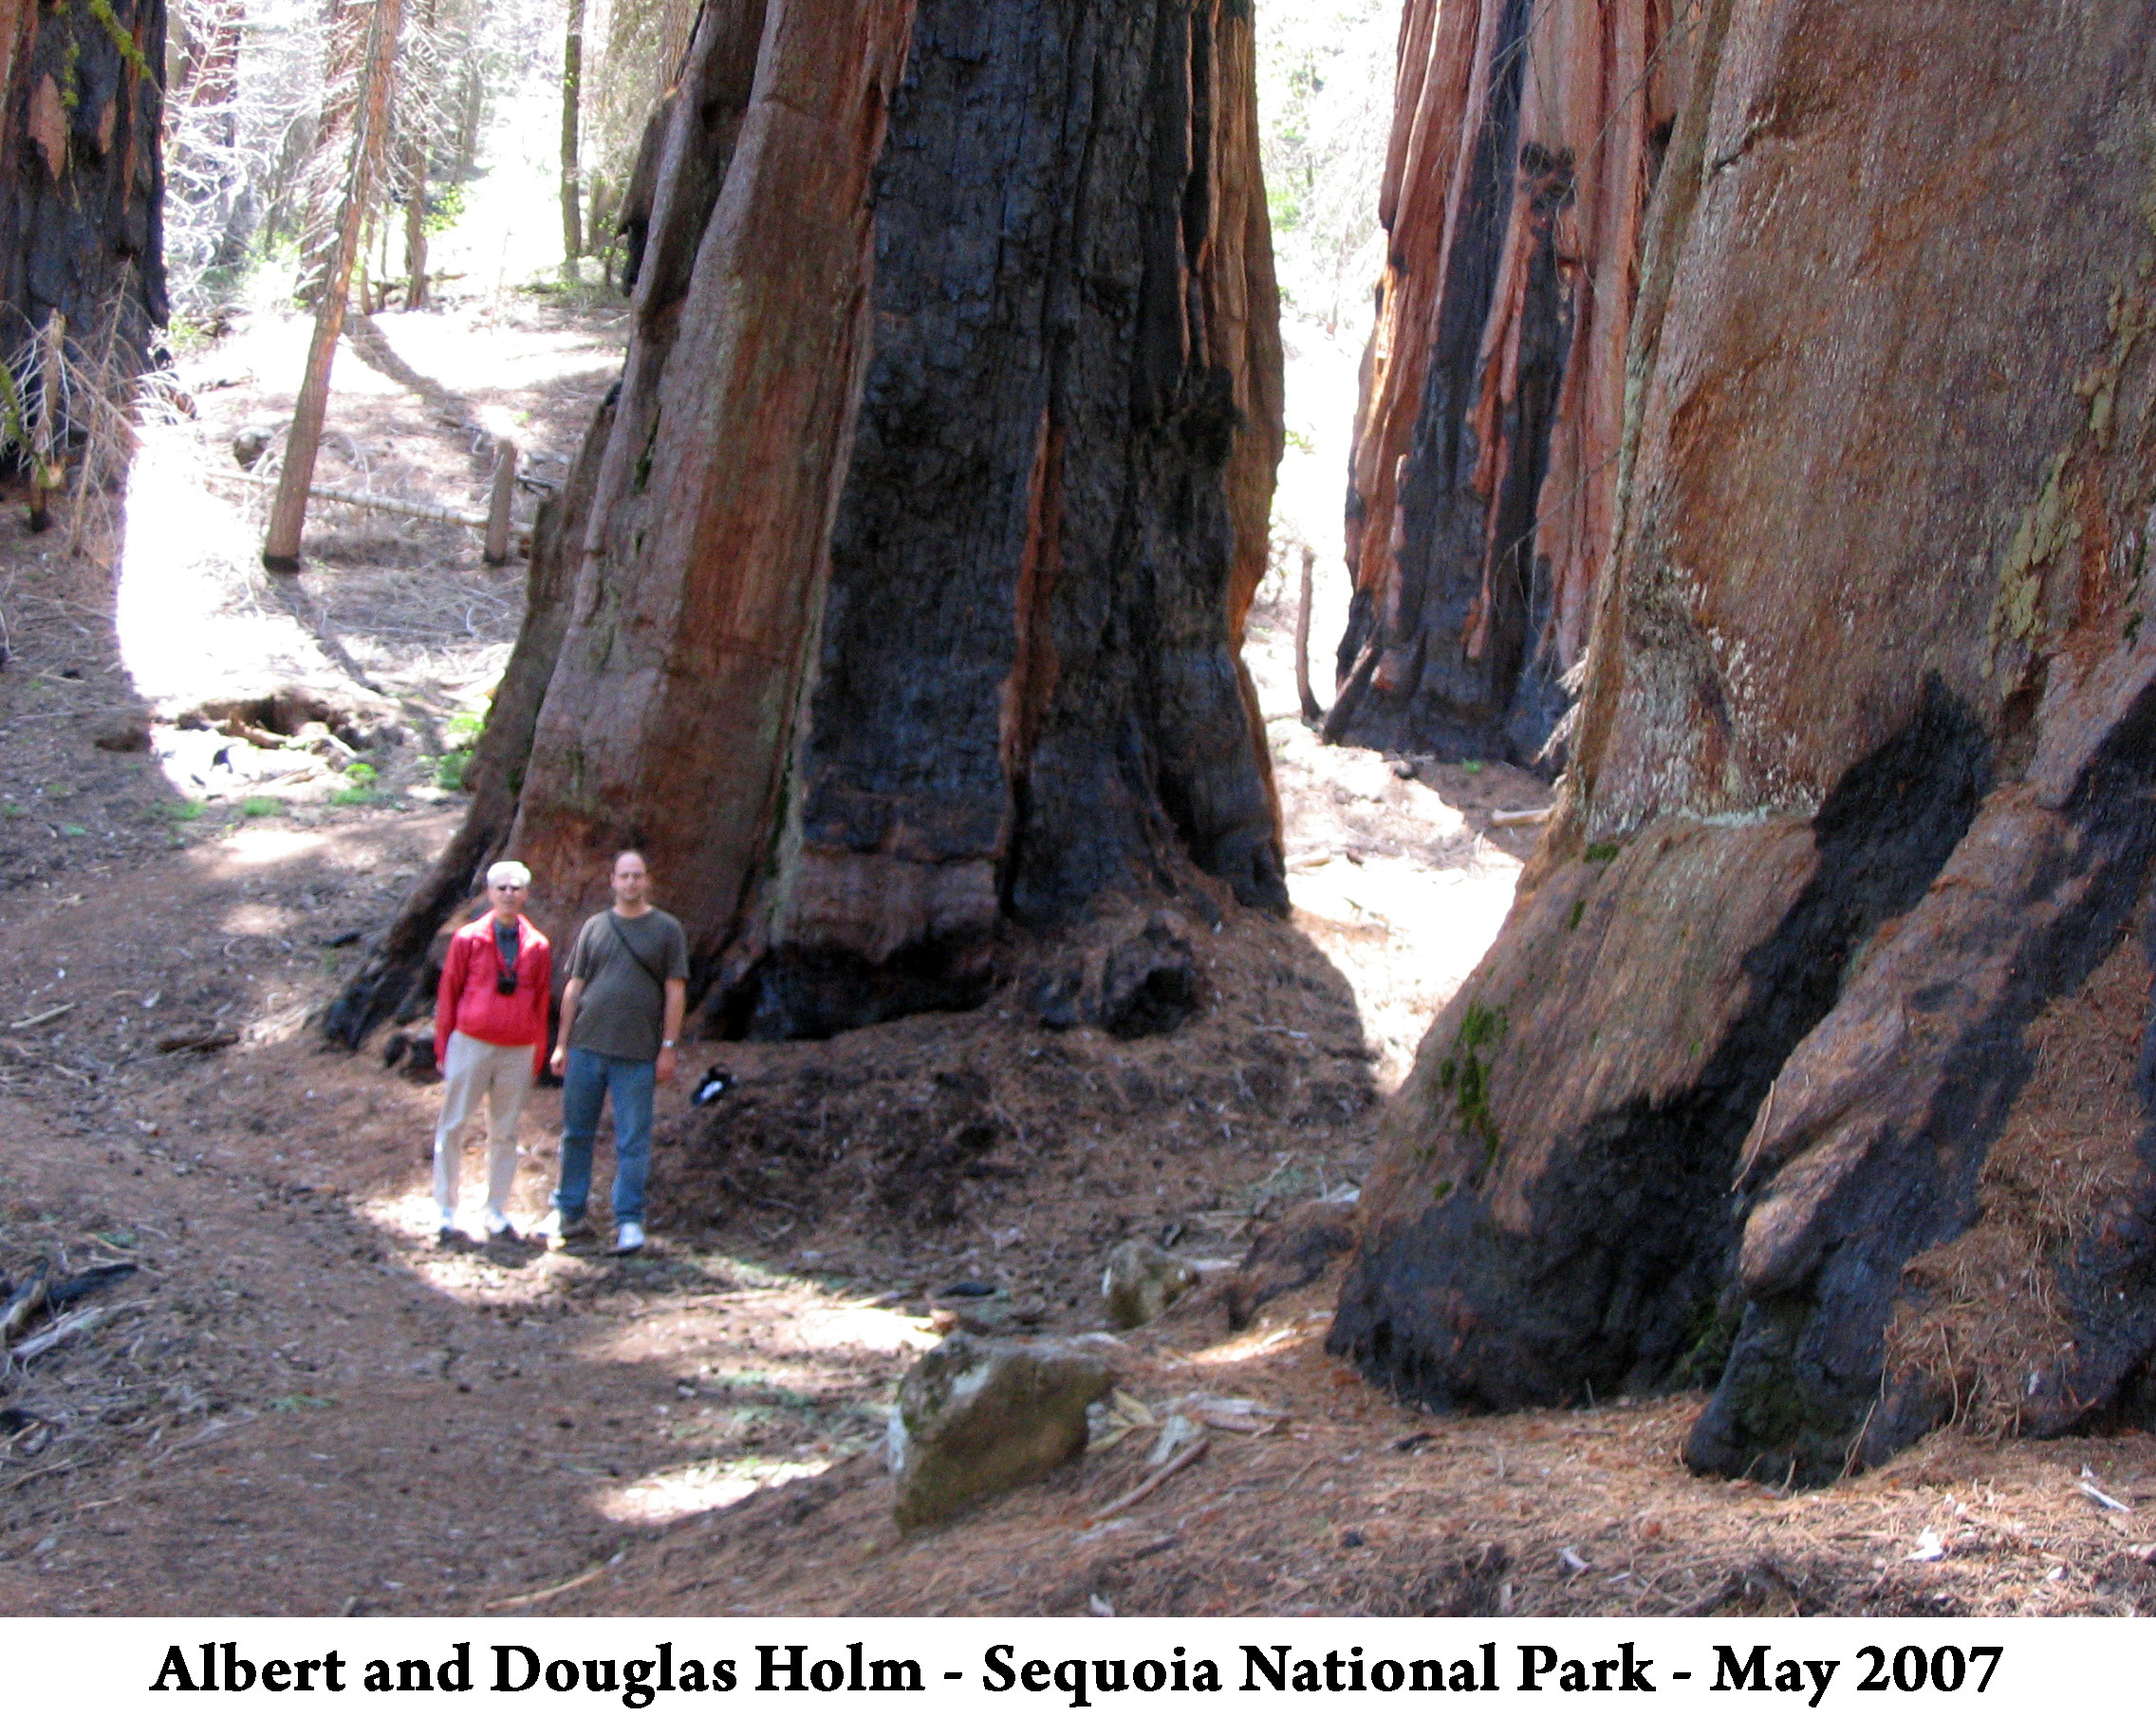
[329, 0, 1283, 1044]
[1334, 0, 2156, 1481]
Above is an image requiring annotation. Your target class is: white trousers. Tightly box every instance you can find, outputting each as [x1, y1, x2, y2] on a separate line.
[432, 1030, 536, 1221]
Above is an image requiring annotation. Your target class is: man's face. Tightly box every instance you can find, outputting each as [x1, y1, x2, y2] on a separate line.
[487, 879, 529, 920]
[612, 855, 649, 903]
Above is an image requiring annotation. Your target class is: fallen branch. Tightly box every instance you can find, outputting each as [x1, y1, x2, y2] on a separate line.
[11, 1304, 105, 1364]
[9, 1003, 74, 1030]
[1491, 807, 1553, 827]
[212, 467, 535, 536]
[1088, 1433, 1209, 1522]
[482, 1553, 623, 1611]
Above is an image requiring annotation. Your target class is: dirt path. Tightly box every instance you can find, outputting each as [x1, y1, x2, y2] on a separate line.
[4, 295, 2154, 1619]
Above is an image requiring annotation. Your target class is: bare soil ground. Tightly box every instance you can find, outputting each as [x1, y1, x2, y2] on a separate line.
[3, 294, 2154, 1618]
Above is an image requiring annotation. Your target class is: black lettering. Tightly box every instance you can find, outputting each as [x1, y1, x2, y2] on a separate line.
[1242, 1646, 1289, 1691]
[263, 1661, 291, 1692]
[150, 1646, 200, 1692]
[1519, 1647, 1559, 1691]
[869, 1659, 922, 1692]
[1713, 1647, 1770, 1692]
[494, 1647, 541, 1693]
[624, 1660, 657, 1709]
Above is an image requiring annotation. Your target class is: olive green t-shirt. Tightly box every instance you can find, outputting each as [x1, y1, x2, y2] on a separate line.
[564, 908, 689, 1062]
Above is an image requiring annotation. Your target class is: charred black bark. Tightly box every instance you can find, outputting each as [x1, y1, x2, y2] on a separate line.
[1329, 0, 1573, 765]
[756, 0, 1282, 1039]
[1329, 681, 1990, 1412]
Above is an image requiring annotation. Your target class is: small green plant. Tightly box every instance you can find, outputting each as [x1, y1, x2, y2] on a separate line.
[1584, 840, 1622, 863]
[345, 761, 379, 787]
[435, 748, 473, 792]
[1, 802, 22, 818]
[267, 1394, 333, 1412]
[1431, 1176, 1454, 1203]
[1283, 425, 1316, 454]
[1436, 1000, 1508, 1164]
[328, 786, 376, 807]
[154, 797, 206, 822]
[446, 708, 487, 748]
[1567, 899, 1586, 930]
[1459, 759, 1484, 775]
[240, 796, 282, 818]
[60, 823, 86, 836]
[422, 180, 468, 235]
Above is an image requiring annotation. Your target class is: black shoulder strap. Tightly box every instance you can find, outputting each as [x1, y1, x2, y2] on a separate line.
[606, 911, 667, 990]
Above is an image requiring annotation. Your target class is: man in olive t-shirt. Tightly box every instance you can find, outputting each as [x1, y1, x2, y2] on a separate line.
[546, 850, 689, 1255]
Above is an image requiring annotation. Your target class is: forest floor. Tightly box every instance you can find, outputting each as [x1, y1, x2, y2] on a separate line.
[3, 292, 2155, 1619]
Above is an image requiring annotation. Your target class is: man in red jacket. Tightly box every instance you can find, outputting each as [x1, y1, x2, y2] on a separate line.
[432, 860, 552, 1243]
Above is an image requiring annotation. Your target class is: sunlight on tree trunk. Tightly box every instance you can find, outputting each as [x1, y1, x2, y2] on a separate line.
[264, 0, 404, 570]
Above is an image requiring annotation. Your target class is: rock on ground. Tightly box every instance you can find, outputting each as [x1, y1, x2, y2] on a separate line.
[888, 1334, 1113, 1532]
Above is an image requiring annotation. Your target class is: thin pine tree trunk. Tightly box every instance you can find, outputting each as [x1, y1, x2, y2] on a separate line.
[264, 0, 404, 570]
[559, 0, 585, 268]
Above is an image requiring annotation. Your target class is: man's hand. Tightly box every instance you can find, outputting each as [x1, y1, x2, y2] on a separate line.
[549, 1045, 568, 1077]
[656, 1045, 678, 1085]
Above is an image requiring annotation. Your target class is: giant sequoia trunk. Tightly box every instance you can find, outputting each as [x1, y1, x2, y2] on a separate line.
[1329, 0, 1694, 762]
[1334, 0, 2156, 1481]
[0, 0, 168, 380]
[328, 0, 1284, 1045]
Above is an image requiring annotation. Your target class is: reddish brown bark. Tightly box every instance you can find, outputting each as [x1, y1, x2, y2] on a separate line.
[1332, 0, 1696, 761]
[1335, 0, 2156, 1482]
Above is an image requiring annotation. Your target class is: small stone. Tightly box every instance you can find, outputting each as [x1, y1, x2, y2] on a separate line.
[888, 1334, 1113, 1531]
[1102, 1237, 1199, 1330]
[232, 425, 278, 470]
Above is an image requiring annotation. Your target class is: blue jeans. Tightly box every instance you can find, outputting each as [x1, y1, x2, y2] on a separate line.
[553, 1048, 655, 1225]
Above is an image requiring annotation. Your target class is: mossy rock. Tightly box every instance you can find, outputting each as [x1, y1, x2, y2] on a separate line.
[1102, 1238, 1199, 1330]
[888, 1335, 1113, 1532]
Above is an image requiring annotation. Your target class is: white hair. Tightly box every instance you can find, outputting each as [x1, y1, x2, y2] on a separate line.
[486, 860, 532, 889]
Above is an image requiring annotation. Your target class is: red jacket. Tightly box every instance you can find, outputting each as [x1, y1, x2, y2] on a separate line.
[435, 913, 552, 1073]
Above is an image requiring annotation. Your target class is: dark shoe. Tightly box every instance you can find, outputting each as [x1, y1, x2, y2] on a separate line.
[545, 1211, 593, 1251]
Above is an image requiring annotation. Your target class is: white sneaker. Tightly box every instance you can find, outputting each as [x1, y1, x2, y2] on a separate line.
[612, 1222, 646, 1257]
[483, 1208, 515, 1241]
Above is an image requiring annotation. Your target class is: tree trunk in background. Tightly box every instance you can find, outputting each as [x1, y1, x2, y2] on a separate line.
[328, 0, 1284, 1044]
[0, 0, 169, 381]
[264, 0, 402, 569]
[559, 0, 585, 267]
[401, 0, 435, 308]
[403, 133, 427, 307]
[1329, 0, 1695, 763]
[1334, 0, 2156, 1483]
